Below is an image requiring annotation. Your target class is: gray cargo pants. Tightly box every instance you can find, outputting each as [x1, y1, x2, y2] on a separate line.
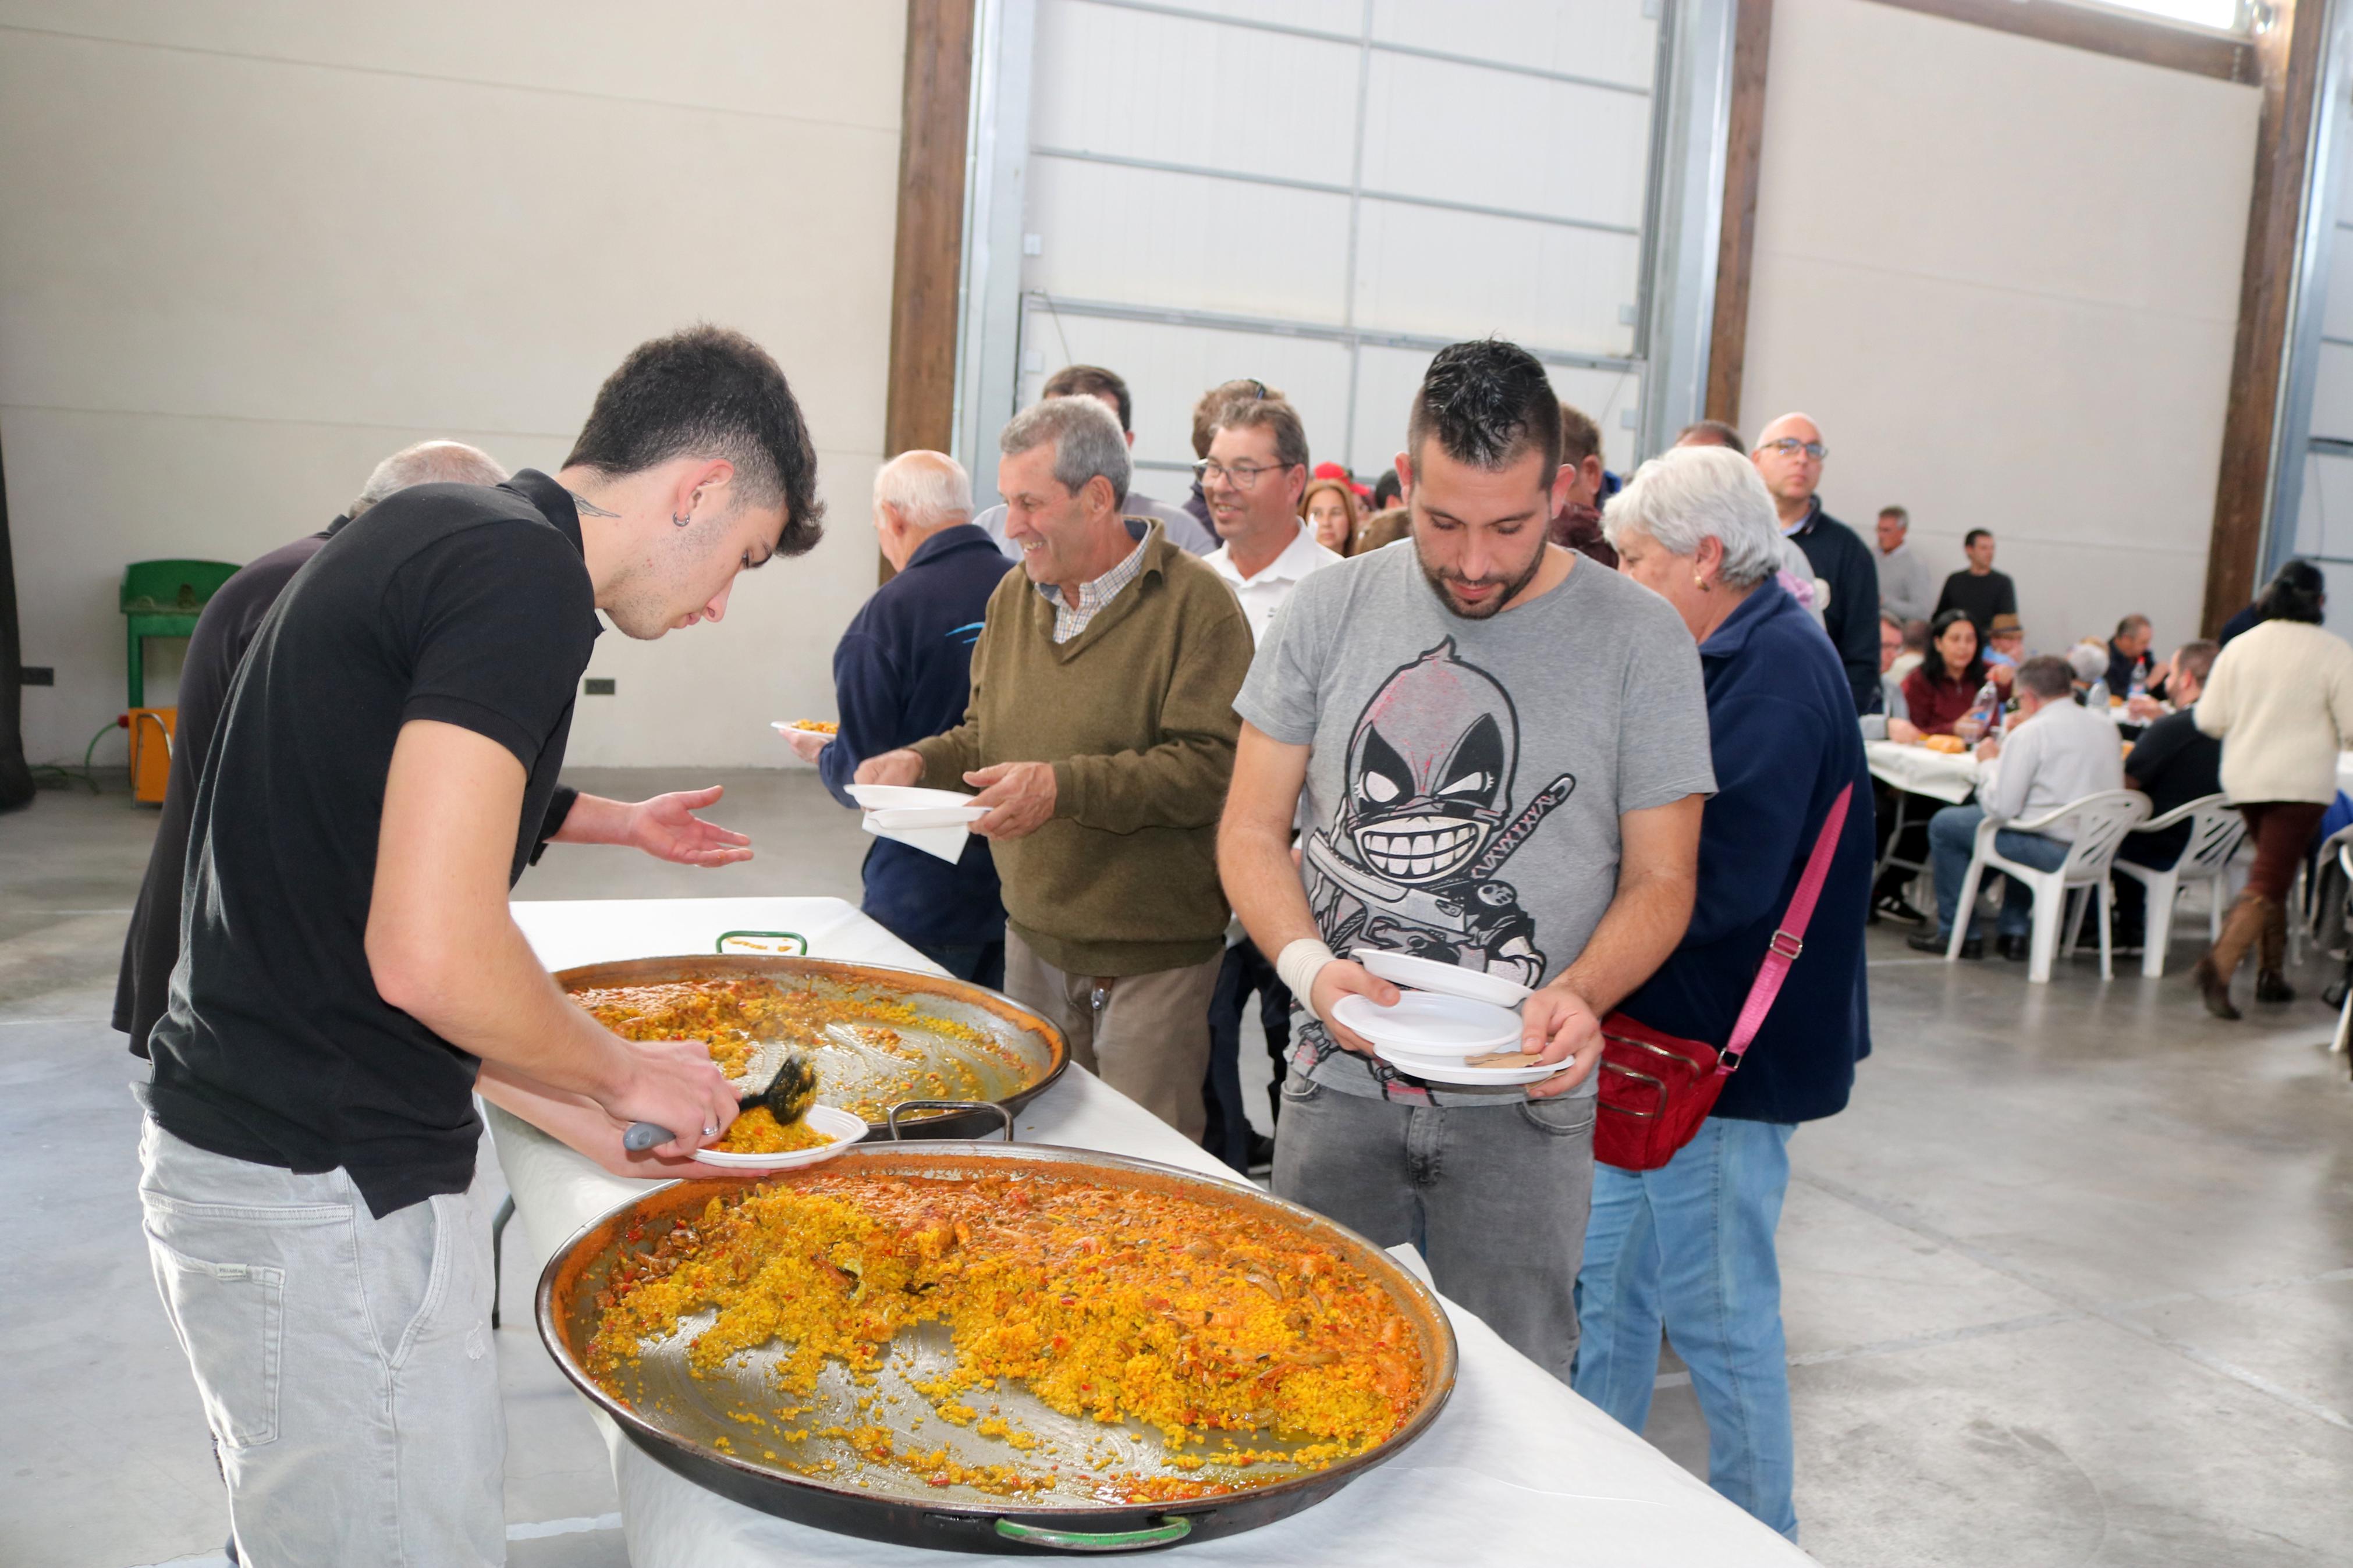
[137, 1118, 506, 1567]
[1270, 1069, 1597, 1382]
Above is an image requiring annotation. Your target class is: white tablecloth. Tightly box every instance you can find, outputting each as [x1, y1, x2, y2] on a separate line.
[496, 896, 1807, 1566]
[1865, 738, 1981, 805]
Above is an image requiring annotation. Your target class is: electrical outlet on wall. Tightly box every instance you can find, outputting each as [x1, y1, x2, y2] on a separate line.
[584, 678, 616, 695]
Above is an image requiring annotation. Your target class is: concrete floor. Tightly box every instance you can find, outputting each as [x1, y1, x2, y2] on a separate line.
[5, 767, 2351, 1567]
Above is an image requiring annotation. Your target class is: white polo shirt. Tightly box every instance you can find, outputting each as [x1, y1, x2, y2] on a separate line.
[1205, 522, 1343, 646]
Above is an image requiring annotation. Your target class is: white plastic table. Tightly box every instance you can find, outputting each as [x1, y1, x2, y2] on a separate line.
[494, 896, 1809, 1567]
[1864, 738, 1981, 806]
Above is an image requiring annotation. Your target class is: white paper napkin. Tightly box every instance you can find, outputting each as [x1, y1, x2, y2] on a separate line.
[860, 812, 971, 863]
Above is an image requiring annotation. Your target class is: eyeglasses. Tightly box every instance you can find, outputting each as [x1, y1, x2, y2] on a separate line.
[1756, 438, 1827, 461]
[1194, 458, 1298, 489]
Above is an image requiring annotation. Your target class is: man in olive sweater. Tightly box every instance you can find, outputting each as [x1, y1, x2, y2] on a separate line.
[859, 396, 1255, 1137]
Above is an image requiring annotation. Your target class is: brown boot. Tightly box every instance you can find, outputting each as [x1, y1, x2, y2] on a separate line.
[2195, 893, 2268, 1021]
[2255, 898, 2297, 1002]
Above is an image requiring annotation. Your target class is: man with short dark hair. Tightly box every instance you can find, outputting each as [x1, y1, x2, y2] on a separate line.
[789, 451, 1010, 986]
[1912, 653, 2122, 962]
[1219, 338, 1715, 1380]
[974, 365, 1216, 557]
[2109, 639, 2224, 950]
[1935, 528, 2018, 641]
[1546, 400, 1620, 566]
[1873, 505, 1934, 623]
[860, 396, 1254, 1139]
[139, 325, 824, 1565]
[1752, 413, 1879, 710]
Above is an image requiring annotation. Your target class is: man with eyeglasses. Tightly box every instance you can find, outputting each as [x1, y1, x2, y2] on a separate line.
[973, 364, 1218, 559]
[1197, 391, 1342, 1172]
[1752, 413, 1880, 713]
[858, 395, 1254, 1141]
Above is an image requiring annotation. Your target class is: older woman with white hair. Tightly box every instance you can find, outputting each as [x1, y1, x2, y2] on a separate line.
[1573, 445, 1875, 1541]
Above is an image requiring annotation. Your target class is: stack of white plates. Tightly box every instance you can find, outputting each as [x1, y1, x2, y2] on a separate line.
[1335, 950, 1558, 1086]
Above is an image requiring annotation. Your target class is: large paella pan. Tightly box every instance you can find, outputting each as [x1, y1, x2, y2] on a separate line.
[536, 1142, 1458, 1553]
[557, 955, 1066, 1142]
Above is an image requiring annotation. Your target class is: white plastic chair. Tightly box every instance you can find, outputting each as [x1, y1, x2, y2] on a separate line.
[1944, 790, 2152, 982]
[2331, 841, 2353, 1061]
[2110, 794, 2246, 978]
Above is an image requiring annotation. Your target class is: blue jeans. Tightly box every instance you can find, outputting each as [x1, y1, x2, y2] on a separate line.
[1574, 1118, 1798, 1539]
[1928, 803, 2070, 938]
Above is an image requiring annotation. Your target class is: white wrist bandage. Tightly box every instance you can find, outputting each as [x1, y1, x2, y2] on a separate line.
[1275, 938, 1339, 1022]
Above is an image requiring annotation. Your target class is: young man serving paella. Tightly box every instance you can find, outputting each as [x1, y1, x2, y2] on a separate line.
[136, 327, 824, 1567]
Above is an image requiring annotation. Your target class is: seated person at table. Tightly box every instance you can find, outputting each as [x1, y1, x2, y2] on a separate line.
[2107, 614, 2156, 696]
[1900, 609, 1988, 737]
[1910, 656, 2124, 961]
[1891, 617, 1928, 682]
[1862, 610, 1921, 743]
[2109, 640, 2221, 952]
[1985, 613, 2025, 691]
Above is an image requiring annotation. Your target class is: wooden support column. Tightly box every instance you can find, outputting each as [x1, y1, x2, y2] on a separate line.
[879, 0, 978, 581]
[1705, 0, 1773, 434]
[2205, 0, 2330, 634]
[883, 0, 977, 461]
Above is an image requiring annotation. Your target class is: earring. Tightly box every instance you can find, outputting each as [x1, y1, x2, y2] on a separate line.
[1694, 575, 1708, 591]
[672, 511, 691, 528]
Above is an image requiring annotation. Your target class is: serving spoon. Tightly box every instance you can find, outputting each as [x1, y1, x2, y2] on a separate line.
[623, 1048, 819, 1153]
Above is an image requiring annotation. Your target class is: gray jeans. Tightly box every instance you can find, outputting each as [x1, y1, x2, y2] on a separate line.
[1270, 1070, 1596, 1381]
[137, 1118, 506, 1567]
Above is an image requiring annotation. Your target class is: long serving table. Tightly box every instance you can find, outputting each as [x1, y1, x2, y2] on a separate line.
[493, 896, 1810, 1566]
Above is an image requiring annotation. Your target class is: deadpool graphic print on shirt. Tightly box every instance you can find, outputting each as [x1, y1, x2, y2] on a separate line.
[1303, 638, 1575, 994]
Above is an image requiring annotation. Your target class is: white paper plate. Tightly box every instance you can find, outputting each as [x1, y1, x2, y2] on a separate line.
[772, 720, 838, 738]
[1372, 1043, 1563, 1087]
[866, 805, 991, 829]
[695, 1104, 868, 1169]
[1330, 991, 1522, 1056]
[1351, 948, 1534, 1007]
[847, 783, 977, 812]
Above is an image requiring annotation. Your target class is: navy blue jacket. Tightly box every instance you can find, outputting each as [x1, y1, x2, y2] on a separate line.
[1617, 577, 1874, 1124]
[818, 525, 1010, 947]
[1786, 500, 1881, 714]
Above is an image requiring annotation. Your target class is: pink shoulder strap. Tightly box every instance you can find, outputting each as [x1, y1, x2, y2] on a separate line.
[1719, 781, 1854, 1075]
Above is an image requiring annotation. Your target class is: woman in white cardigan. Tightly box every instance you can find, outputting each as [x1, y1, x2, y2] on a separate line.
[2194, 560, 2353, 1018]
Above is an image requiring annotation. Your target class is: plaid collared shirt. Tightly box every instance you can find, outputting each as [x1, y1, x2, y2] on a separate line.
[1035, 519, 1151, 643]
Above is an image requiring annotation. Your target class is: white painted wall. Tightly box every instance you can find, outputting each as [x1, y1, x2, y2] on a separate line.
[1740, 0, 2258, 660]
[0, 2, 905, 767]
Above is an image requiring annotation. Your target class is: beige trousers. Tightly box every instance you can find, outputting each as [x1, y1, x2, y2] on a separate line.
[1002, 930, 1222, 1141]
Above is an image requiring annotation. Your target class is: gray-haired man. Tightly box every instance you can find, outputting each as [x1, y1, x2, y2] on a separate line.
[858, 397, 1255, 1137]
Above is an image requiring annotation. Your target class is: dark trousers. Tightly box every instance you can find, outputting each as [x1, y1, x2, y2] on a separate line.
[2241, 801, 2328, 903]
[900, 934, 1006, 993]
[1201, 940, 1291, 1171]
[2109, 833, 2184, 937]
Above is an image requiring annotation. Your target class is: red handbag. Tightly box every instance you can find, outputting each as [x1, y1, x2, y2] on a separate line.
[1594, 783, 1853, 1172]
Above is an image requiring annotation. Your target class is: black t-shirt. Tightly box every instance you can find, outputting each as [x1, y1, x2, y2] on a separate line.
[1935, 568, 2018, 636]
[144, 472, 601, 1216]
[113, 522, 340, 1059]
[2123, 707, 2223, 861]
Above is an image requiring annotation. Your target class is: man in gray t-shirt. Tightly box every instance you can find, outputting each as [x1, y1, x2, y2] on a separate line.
[1219, 341, 1714, 1381]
